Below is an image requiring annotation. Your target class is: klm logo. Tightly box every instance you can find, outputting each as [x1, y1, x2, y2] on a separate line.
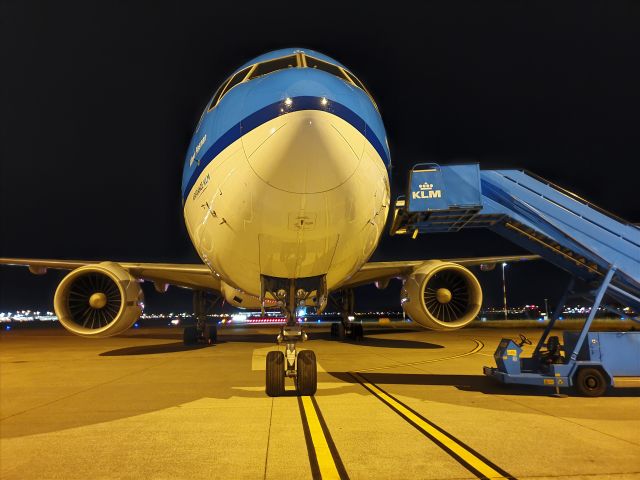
[411, 182, 442, 200]
[412, 190, 442, 200]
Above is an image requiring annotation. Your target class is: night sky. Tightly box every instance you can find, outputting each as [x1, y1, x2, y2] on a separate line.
[1, 2, 639, 313]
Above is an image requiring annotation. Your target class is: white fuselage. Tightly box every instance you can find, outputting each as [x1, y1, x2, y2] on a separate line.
[183, 109, 390, 298]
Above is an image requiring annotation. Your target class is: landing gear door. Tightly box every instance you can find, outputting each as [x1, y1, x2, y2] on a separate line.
[258, 232, 339, 280]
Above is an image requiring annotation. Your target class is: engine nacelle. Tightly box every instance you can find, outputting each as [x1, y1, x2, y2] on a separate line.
[54, 262, 144, 338]
[401, 260, 482, 330]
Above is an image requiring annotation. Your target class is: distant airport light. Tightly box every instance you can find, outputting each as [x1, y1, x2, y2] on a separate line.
[284, 97, 293, 107]
[321, 97, 328, 106]
[245, 317, 286, 324]
[232, 313, 248, 323]
[502, 262, 508, 267]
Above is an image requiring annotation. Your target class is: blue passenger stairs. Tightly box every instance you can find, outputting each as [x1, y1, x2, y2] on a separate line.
[390, 163, 640, 317]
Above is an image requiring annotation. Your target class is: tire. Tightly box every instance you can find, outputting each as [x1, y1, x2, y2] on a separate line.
[205, 324, 217, 344]
[296, 350, 317, 396]
[183, 326, 198, 345]
[266, 351, 285, 397]
[575, 367, 608, 397]
[337, 323, 346, 341]
[353, 323, 364, 340]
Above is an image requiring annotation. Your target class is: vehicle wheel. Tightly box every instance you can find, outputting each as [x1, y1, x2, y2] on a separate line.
[337, 323, 346, 341]
[205, 324, 217, 344]
[575, 368, 608, 397]
[266, 351, 285, 397]
[353, 323, 364, 340]
[296, 350, 317, 396]
[183, 326, 198, 345]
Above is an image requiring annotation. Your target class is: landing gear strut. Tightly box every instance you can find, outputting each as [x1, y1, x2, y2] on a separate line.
[183, 290, 220, 345]
[329, 289, 364, 341]
[263, 275, 324, 397]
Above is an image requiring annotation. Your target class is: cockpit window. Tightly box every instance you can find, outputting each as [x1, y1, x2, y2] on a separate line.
[209, 66, 251, 110]
[343, 69, 378, 109]
[206, 53, 377, 112]
[223, 66, 251, 95]
[208, 84, 225, 111]
[344, 70, 368, 95]
[248, 55, 298, 80]
[305, 55, 351, 82]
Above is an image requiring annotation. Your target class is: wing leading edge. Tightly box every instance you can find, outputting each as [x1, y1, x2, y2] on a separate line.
[339, 254, 540, 289]
[0, 258, 220, 291]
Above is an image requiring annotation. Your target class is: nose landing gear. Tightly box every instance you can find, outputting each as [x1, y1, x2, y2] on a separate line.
[262, 275, 324, 396]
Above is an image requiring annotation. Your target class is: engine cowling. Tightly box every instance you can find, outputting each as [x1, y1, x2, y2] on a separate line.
[54, 262, 144, 338]
[401, 260, 482, 330]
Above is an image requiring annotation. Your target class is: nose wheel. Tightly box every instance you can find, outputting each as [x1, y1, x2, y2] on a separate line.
[265, 350, 318, 397]
[265, 348, 317, 397]
[266, 351, 285, 397]
[296, 350, 317, 396]
[265, 326, 317, 396]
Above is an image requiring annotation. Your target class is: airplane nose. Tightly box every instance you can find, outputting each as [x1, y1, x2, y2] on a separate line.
[242, 109, 363, 193]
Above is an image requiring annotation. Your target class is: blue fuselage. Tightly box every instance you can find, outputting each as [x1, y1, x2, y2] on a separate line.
[180, 49, 391, 296]
[182, 49, 390, 202]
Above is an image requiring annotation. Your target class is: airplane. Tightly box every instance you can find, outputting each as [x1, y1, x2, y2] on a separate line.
[0, 48, 536, 397]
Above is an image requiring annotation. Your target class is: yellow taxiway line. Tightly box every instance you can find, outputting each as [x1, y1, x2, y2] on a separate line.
[350, 372, 513, 480]
[298, 396, 349, 480]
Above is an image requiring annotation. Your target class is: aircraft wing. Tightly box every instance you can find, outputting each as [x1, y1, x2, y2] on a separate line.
[0, 253, 539, 292]
[339, 254, 540, 289]
[0, 258, 221, 291]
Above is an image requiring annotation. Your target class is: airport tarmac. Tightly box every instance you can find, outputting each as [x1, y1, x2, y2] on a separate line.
[1, 325, 639, 480]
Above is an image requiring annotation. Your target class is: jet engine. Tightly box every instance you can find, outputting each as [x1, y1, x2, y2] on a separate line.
[401, 261, 482, 330]
[53, 262, 144, 337]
